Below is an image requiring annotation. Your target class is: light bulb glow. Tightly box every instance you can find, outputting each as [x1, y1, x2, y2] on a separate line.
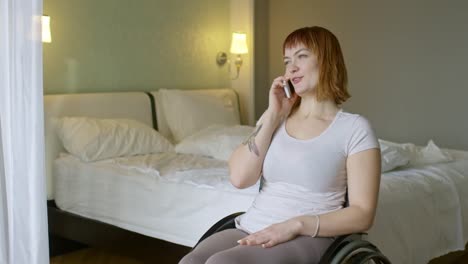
[42, 15, 51, 43]
[230, 32, 248, 54]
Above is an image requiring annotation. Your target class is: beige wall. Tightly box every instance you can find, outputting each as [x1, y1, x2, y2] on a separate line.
[253, 0, 270, 123]
[255, 1, 468, 150]
[43, 0, 231, 94]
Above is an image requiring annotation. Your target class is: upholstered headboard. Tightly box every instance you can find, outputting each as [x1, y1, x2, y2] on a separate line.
[43, 92, 153, 200]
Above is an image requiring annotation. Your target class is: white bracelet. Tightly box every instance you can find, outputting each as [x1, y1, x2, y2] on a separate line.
[311, 215, 320, 238]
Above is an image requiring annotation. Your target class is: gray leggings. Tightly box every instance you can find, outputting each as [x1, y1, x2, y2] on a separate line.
[179, 228, 334, 264]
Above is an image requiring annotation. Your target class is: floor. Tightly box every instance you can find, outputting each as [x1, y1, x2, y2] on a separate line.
[50, 248, 142, 264]
[50, 247, 183, 264]
[429, 247, 468, 264]
[50, 245, 468, 264]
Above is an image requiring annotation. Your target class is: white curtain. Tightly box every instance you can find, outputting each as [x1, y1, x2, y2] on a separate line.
[0, 0, 49, 262]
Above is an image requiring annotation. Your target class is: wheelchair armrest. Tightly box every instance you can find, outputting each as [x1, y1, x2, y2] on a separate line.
[193, 212, 244, 249]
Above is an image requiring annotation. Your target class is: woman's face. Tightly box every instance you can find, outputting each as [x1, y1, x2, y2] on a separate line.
[283, 43, 319, 96]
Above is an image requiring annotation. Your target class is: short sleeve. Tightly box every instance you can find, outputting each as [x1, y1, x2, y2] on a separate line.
[347, 116, 379, 156]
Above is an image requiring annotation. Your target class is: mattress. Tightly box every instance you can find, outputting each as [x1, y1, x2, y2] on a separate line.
[54, 150, 468, 264]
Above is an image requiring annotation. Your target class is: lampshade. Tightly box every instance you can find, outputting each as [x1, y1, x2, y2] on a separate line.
[230, 32, 248, 54]
[42, 15, 51, 43]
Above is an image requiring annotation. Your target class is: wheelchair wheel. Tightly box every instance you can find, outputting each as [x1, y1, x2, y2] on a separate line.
[330, 239, 390, 264]
[345, 250, 392, 264]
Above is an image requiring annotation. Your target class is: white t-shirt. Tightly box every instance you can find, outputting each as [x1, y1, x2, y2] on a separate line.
[236, 109, 379, 233]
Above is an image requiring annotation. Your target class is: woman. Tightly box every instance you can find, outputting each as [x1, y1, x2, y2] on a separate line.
[179, 26, 381, 264]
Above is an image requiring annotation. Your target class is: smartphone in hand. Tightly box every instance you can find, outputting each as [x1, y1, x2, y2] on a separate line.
[282, 80, 293, 98]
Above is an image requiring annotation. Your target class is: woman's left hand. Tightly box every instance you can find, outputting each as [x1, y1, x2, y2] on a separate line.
[237, 218, 302, 248]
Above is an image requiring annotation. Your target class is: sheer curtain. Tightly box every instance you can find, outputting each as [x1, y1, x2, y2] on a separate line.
[0, 0, 49, 263]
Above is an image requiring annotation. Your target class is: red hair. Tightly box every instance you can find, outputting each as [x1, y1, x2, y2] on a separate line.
[283, 26, 350, 105]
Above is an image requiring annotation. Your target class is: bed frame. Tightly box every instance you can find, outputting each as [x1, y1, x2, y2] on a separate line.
[47, 200, 190, 262]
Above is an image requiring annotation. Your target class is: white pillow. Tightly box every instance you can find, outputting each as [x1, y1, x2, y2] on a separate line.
[175, 124, 254, 160]
[158, 89, 240, 142]
[55, 117, 174, 162]
[379, 140, 411, 172]
[378, 139, 453, 172]
[409, 140, 453, 166]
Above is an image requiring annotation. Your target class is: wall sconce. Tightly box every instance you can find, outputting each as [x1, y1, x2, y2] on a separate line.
[42, 15, 51, 43]
[216, 32, 248, 80]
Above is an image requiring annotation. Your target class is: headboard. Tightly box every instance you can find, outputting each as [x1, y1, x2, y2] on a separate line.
[43, 92, 153, 200]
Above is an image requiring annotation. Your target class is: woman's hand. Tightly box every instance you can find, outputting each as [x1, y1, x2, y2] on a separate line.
[267, 76, 298, 120]
[237, 218, 302, 248]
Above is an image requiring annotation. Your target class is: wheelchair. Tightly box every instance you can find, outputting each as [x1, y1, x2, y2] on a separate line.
[194, 212, 391, 264]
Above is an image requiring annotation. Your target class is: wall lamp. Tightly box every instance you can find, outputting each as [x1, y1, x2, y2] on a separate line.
[216, 32, 248, 80]
[42, 15, 51, 43]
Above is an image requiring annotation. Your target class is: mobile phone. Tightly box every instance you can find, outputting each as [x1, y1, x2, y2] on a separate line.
[283, 80, 293, 98]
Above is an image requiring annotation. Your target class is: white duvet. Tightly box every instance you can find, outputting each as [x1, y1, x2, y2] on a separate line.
[368, 154, 468, 264]
[54, 152, 258, 247]
[54, 150, 468, 264]
[110, 152, 259, 193]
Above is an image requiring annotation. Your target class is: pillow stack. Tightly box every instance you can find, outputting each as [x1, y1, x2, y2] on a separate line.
[158, 89, 241, 143]
[379, 139, 453, 172]
[175, 124, 254, 161]
[55, 117, 174, 162]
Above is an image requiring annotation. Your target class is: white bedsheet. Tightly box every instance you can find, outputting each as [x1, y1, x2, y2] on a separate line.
[54, 150, 468, 264]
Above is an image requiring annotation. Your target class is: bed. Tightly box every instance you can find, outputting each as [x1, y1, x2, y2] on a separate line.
[44, 89, 468, 264]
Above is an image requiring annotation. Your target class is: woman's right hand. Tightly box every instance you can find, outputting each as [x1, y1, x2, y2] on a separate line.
[267, 76, 298, 120]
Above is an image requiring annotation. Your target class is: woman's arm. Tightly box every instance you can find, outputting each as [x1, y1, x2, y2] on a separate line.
[229, 76, 298, 189]
[295, 148, 381, 236]
[238, 148, 381, 247]
[228, 110, 282, 189]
